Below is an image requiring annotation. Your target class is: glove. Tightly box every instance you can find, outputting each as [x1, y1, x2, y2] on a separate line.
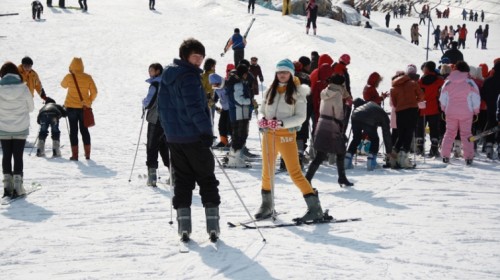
[258, 118, 268, 128]
[208, 98, 215, 108]
[40, 88, 47, 100]
[418, 101, 427, 109]
[44, 97, 55, 104]
[268, 119, 282, 130]
[199, 134, 214, 148]
[215, 106, 222, 114]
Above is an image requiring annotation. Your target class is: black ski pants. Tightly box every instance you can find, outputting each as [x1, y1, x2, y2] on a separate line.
[78, 0, 87, 10]
[218, 109, 232, 137]
[248, 0, 255, 11]
[395, 108, 419, 152]
[347, 120, 379, 155]
[169, 142, 220, 209]
[149, 0, 155, 9]
[233, 48, 244, 67]
[146, 122, 169, 169]
[231, 120, 249, 151]
[297, 98, 313, 151]
[67, 108, 91, 146]
[1, 139, 26, 175]
[416, 114, 440, 140]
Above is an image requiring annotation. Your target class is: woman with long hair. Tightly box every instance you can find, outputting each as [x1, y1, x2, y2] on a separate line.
[0, 62, 34, 198]
[256, 59, 325, 222]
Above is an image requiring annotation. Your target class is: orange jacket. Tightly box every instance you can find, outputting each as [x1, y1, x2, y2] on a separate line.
[17, 65, 43, 97]
[391, 75, 424, 112]
[61, 58, 97, 108]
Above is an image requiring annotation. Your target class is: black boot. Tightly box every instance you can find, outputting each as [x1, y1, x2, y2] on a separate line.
[177, 208, 191, 241]
[205, 204, 220, 242]
[304, 160, 320, 184]
[336, 155, 354, 187]
[299, 189, 324, 222]
[254, 190, 273, 219]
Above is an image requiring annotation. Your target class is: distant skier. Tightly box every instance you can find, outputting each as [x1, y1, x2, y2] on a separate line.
[36, 97, 66, 158]
[223, 28, 247, 66]
[149, 0, 155, 10]
[78, 0, 87, 12]
[395, 24, 402, 35]
[305, 0, 318, 35]
[249, 57, 263, 96]
[31, 1, 43, 20]
[282, 0, 292, 16]
[364, 21, 372, 29]
[385, 12, 391, 28]
[248, 0, 255, 14]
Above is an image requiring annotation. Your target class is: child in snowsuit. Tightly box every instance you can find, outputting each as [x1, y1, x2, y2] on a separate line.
[36, 97, 67, 157]
[143, 63, 170, 187]
[440, 61, 480, 164]
[209, 73, 232, 148]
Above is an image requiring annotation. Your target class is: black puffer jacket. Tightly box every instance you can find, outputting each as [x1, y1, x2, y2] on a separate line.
[351, 100, 392, 153]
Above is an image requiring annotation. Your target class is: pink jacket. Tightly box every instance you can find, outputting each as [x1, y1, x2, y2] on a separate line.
[439, 71, 480, 119]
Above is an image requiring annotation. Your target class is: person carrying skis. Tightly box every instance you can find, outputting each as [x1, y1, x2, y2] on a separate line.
[305, 74, 353, 185]
[305, 0, 318, 35]
[36, 97, 66, 158]
[31, 1, 43, 20]
[390, 70, 424, 168]
[142, 63, 170, 187]
[416, 61, 444, 157]
[61, 57, 97, 161]
[440, 61, 480, 165]
[157, 38, 221, 241]
[17, 57, 47, 101]
[0, 62, 35, 199]
[256, 59, 325, 222]
[210, 73, 231, 148]
[223, 28, 247, 67]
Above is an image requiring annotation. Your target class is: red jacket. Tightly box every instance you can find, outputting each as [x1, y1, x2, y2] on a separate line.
[459, 27, 468, 39]
[363, 72, 383, 105]
[310, 54, 333, 87]
[418, 72, 444, 116]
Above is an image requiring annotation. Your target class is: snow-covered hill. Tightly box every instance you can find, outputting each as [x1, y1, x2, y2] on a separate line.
[1, 0, 499, 279]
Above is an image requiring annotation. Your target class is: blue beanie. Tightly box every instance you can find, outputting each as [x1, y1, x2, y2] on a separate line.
[440, 57, 450, 64]
[209, 73, 222, 84]
[276, 59, 295, 75]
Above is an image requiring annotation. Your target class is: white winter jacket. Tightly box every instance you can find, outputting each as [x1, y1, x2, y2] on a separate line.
[0, 74, 35, 137]
[260, 82, 310, 130]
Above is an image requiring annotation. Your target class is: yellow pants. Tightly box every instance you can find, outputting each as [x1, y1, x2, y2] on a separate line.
[261, 129, 314, 195]
[282, 0, 292, 15]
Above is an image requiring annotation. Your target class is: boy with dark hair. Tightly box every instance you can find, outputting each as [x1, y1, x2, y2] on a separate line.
[224, 28, 247, 66]
[36, 98, 67, 157]
[158, 38, 221, 242]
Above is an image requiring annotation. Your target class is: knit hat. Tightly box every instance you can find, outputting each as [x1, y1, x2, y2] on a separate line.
[234, 28, 240, 33]
[339, 54, 351, 65]
[276, 59, 295, 75]
[298, 56, 311, 67]
[406, 64, 417, 75]
[440, 57, 450, 64]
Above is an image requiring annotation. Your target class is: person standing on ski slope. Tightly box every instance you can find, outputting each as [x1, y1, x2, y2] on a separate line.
[305, 74, 353, 186]
[256, 59, 325, 222]
[390, 70, 424, 168]
[201, 58, 217, 122]
[458, 24, 468, 49]
[305, 0, 318, 35]
[293, 57, 312, 168]
[433, 25, 441, 50]
[210, 73, 232, 149]
[149, 0, 156, 10]
[17, 57, 47, 101]
[416, 61, 444, 157]
[440, 61, 480, 165]
[363, 72, 388, 106]
[248, 0, 256, 14]
[78, 0, 87, 11]
[61, 57, 97, 161]
[332, 54, 352, 134]
[31, 1, 43, 20]
[249, 57, 264, 97]
[224, 28, 247, 67]
[474, 26, 483, 49]
[480, 61, 500, 159]
[385, 12, 391, 28]
[309, 54, 333, 129]
[224, 63, 255, 167]
[36, 97, 66, 158]
[157, 38, 221, 240]
[0, 62, 35, 199]
[142, 63, 170, 187]
[282, 0, 292, 16]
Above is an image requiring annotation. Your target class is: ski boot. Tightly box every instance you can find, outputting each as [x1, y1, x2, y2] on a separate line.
[2, 174, 13, 198]
[428, 138, 439, 157]
[36, 140, 45, 157]
[485, 143, 493, 159]
[12, 174, 25, 198]
[147, 168, 157, 187]
[415, 137, 424, 156]
[398, 151, 413, 168]
[177, 208, 191, 242]
[226, 148, 247, 168]
[53, 140, 61, 157]
[254, 190, 273, 220]
[453, 140, 462, 158]
[367, 153, 377, 171]
[465, 159, 473, 166]
[298, 189, 324, 222]
[344, 153, 353, 169]
[205, 204, 220, 242]
[442, 157, 450, 163]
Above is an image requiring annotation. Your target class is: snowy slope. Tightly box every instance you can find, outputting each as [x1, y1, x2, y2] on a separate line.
[1, 0, 500, 279]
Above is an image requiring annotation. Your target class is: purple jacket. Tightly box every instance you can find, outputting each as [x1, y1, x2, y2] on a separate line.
[439, 71, 480, 119]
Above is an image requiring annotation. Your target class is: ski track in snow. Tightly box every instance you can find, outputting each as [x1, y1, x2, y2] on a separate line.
[1, 0, 500, 279]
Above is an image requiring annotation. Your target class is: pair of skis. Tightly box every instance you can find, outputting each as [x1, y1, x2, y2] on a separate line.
[468, 126, 500, 142]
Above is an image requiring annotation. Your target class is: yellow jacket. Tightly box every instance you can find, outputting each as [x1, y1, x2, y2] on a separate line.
[17, 65, 43, 97]
[61, 58, 98, 108]
[201, 70, 215, 98]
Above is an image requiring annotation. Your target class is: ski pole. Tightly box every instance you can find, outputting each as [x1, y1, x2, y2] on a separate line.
[28, 135, 39, 156]
[128, 115, 146, 183]
[423, 114, 427, 164]
[168, 151, 174, 225]
[267, 131, 277, 220]
[210, 148, 267, 242]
